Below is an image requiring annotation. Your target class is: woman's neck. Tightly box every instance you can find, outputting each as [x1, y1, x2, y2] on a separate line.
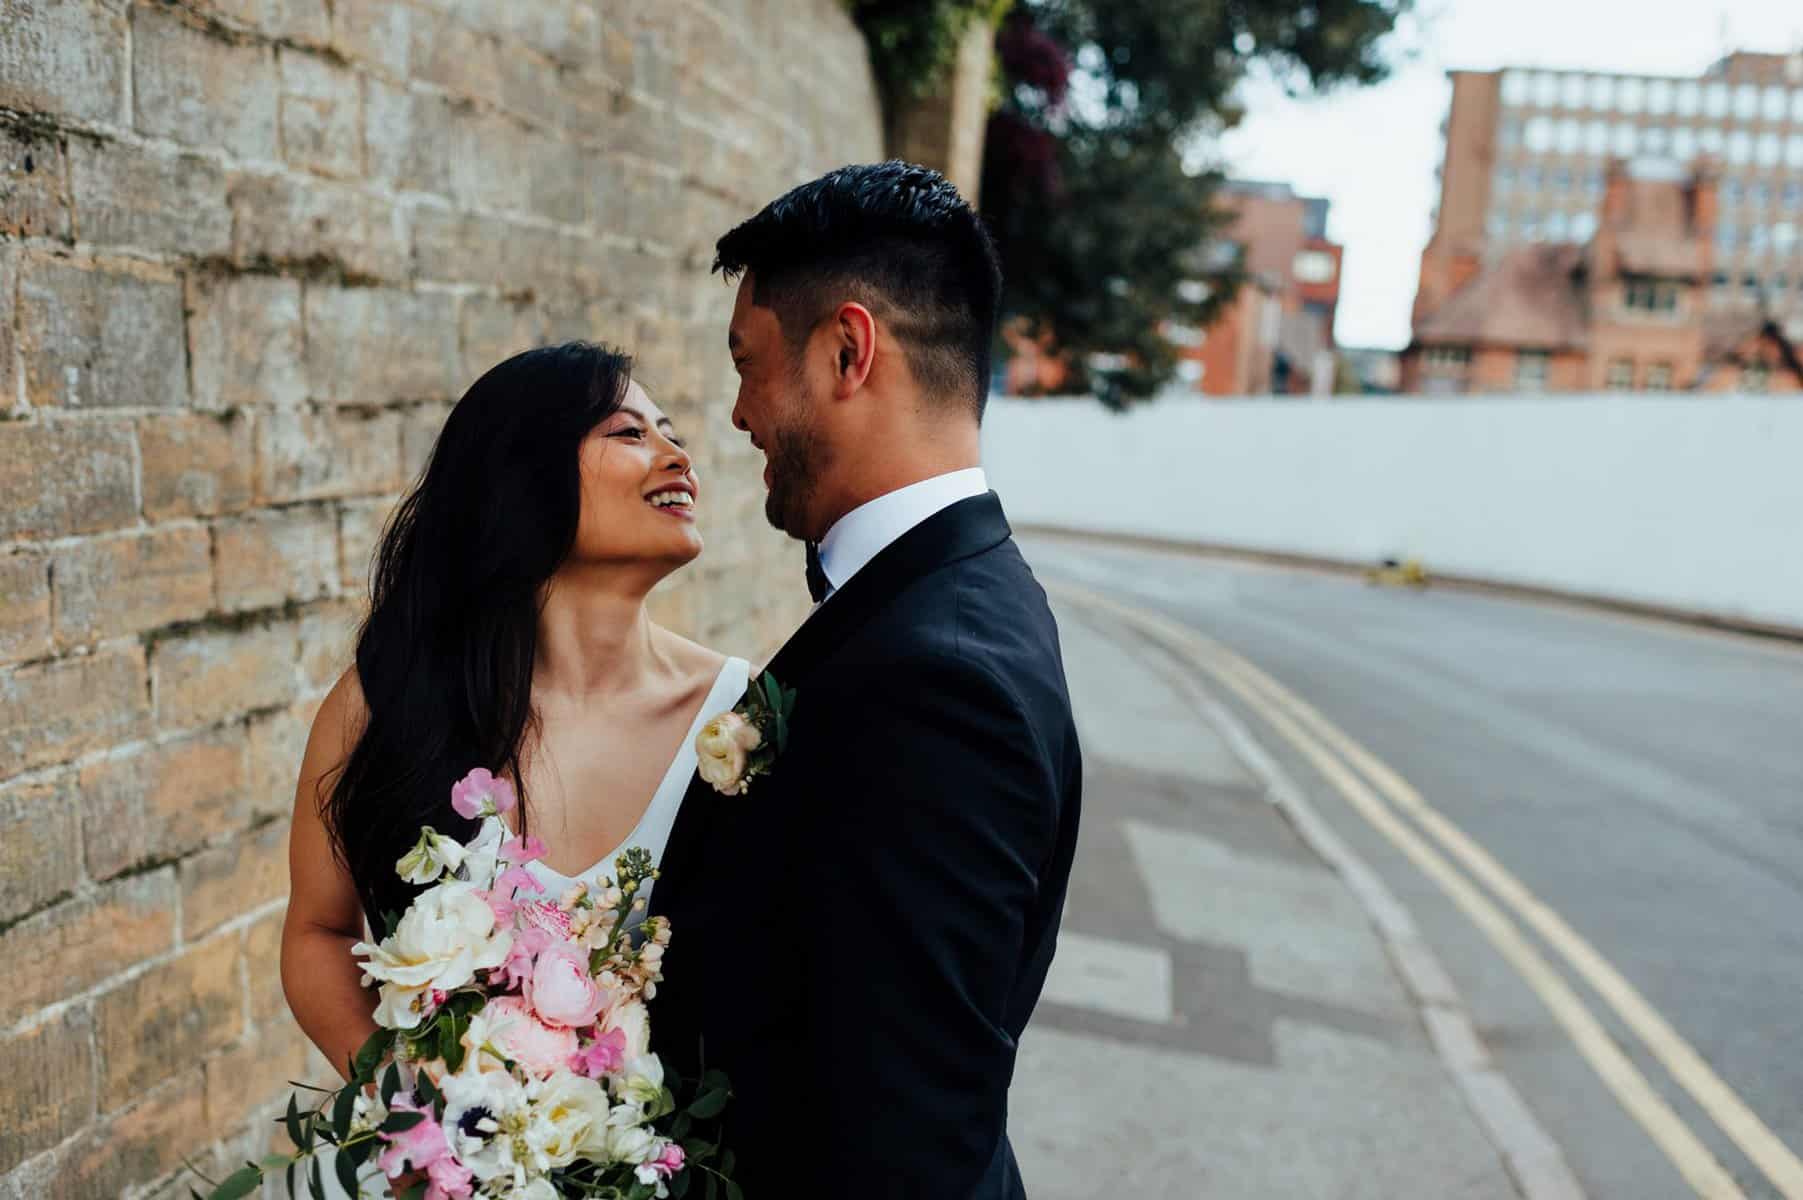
[532, 568, 671, 711]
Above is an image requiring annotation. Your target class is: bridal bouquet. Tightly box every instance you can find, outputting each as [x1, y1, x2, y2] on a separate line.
[190, 769, 737, 1200]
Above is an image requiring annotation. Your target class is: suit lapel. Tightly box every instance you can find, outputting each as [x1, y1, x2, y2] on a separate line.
[653, 492, 1013, 916]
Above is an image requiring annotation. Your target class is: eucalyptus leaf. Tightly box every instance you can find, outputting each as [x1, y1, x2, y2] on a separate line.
[307, 1157, 326, 1200]
[210, 1167, 263, 1200]
[725, 1180, 745, 1200]
[670, 1169, 692, 1199]
[333, 1144, 361, 1195]
[380, 1110, 428, 1133]
[331, 1085, 357, 1141]
[687, 1088, 728, 1120]
[380, 1062, 401, 1108]
[283, 1094, 305, 1153]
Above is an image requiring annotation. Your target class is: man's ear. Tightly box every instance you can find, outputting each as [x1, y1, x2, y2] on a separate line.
[832, 302, 877, 396]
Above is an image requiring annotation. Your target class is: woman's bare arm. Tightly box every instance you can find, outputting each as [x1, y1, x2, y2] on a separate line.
[280, 668, 379, 1082]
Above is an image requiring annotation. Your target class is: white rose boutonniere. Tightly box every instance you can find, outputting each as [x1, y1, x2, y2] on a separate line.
[695, 671, 795, 796]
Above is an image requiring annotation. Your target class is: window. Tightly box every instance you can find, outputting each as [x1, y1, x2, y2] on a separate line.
[1546, 211, 1569, 241]
[1727, 130, 1753, 164]
[1586, 169, 1606, 198]
[1612, 122, 1638, 156]
[1495, 164, 1516, 190]
[1675, 81, 1700, 116]
[1672, 126, 1697, 161]
[1606, 359, 1635, 390]
[1785, 182, 1803, 212]
[1757, 133, 1782, 169]
[1723, 178, 1744, 205]
[1520, 214, 1541, 241]
[1704, 82, 1730, 118]
[1589, 74, 1616, 111]
[1645, 362, 1674, 391]
[1526, 117, 1554, 152]
[1557, 118, 1581, 154]
[1516, 350, 1550, 390]
[1586, 119, 1610, 155]
[1718, 224, 1738, 253]
[1748, 226, 1768, 253]
[1522, 165, 1543, 190]
[1734, 83, 1760, 120]
[1789, 135, 1803, 169]
[1550, 166, 1572, 191]
[1487, 212, 1508, 238]
[1618, 77, 1646, 112]
[1643, 125, 1669, 155]
[1571, 212, 1598, 241]
[1764, 86, 1789, 122]
[1793, 89, 1803, 122]
[1744, 273, 1762, 296]
[1699, 127, 1724, 155]
[1749, 182, 1770, 209]
[1647, 79, 1674, 115]
[1500, 119, 1523, 150]
[1293, 249, 1336, 284]
[1623, 278, 1679, 312]
[1424, 345, 1471, 371]
[1502, 70, 1531, 107]
[1561, 74, 1587, 109]
[1535, 73, 1560, 109]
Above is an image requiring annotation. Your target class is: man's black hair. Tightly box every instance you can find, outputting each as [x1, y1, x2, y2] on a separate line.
[713, 161, 1003, 419]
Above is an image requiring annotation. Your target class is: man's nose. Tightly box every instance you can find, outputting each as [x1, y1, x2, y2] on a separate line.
[731, 401, 749, 434]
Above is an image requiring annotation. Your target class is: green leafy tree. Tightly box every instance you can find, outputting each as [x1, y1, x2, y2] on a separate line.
[983, 0, 1409, 405]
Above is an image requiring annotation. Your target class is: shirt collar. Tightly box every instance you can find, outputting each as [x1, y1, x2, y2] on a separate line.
[816, 468, 989, 596]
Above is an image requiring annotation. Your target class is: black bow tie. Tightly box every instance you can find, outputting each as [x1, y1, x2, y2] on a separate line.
[805, 542, 829, 604]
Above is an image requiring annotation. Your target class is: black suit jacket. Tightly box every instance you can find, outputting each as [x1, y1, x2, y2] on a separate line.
[650, 492, 1081, 1199]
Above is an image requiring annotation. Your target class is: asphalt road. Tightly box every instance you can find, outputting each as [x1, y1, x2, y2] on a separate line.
[1019, 533, 1803, 1200]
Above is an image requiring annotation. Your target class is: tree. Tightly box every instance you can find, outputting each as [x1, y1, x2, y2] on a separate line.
[983, 0, 1409, 405]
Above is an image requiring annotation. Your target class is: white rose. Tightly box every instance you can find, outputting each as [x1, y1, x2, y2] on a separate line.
[353, 881, 512, 1029]
[395, 825, 467, 885]
[525, 1073, 613, 1168]
[601, 997, 651, 1060]
[694, 712, 757, 794]
[615, 1052, 665, 1108]
[603, 1119, 659, 1165]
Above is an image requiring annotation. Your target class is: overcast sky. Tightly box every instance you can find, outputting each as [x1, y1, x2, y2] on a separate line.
[1207, 0, 1803, 350]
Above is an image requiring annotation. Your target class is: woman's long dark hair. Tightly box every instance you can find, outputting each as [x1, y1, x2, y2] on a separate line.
[324, 341, 633, 929]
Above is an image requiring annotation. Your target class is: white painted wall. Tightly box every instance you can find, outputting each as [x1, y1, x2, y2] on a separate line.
[982, 393, 1803, 630]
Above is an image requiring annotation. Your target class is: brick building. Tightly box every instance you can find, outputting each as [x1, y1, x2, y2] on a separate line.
[1177, 180, 1343, 396]
[0, 1, 897, 1192]
[1408, 51, 1803, 392]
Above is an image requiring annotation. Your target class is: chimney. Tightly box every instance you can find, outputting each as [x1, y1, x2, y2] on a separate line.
[1590, 158, 1632, 285]
[1691, 156, 1720, 280]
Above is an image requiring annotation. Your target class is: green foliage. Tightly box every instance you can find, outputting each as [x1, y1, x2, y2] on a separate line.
[985, 0, 1409, 403]
[843, 0, 1013, 100]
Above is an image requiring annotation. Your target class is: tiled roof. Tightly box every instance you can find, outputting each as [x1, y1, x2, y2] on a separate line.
[1414, 244, 1589, 349]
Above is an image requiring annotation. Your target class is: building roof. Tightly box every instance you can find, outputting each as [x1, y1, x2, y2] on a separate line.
[1700, 314, 1803, 379]
[1414, 244, 1588, 350]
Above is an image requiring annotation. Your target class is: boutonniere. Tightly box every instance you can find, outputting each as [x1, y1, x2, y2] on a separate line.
[695, 671, 796, 796]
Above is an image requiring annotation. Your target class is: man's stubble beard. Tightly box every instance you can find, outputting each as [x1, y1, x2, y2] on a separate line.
[763, 416, 828, 541]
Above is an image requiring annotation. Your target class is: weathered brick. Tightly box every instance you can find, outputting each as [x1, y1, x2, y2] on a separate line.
[304, 285, 459, 406]
[448, 0, 600, 65]
[0, 120, 69, 240]
[187, 272, 306, 411]
[401, 400, 453, 482]
[333, 0, 412, 77]
[363, 79, 452, 193]
[80, 727, 249, 881]
[256, 406, 402, 502]
[0, 553, 51, 666]
[448, 110, 534, 213]
[411, 10, 502, 100]
[202, 1018, 310, 1140]
[228, 170, 408, 282]
[190, 0, 330, 45]
[67, 136, 231, 257]
[0, 0, 127, 124]
[138, 411, 256, 520]
[0, 774, 79, 926]
[278, 48, 362, 180]
[96, 934, 242, 1094]
[0, 242, 14, 392]
[131, 5, 279, 160]
[18, 255, 188, 410]
[48, 1066, 209, 1200]
[336, 496, 394, 591]
[51, 527, 214, 646]
[0, 871, 177, 1027]
[522, 128, 589, 224]
[151, 620, 298, 730]
[459, 296, 542, 385]
[180, 820, 289, 940]
[0, 1008, 95, 1175]
[0, 419, 137, 540]
[213, 505, 339, 613]
[295, 599, 358, 691]
[246, 699, 314, 822]
[242, 909, 289, 1024]
[0, 646, 149, 773]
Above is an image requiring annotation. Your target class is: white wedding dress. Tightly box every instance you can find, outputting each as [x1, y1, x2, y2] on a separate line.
[314, 657, 749, 1197]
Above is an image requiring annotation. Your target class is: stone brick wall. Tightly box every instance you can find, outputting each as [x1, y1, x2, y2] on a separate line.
[0, 2, 881, 1193]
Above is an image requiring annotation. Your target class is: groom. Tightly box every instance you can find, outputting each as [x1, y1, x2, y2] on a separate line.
[651, 161, 1082, 1198]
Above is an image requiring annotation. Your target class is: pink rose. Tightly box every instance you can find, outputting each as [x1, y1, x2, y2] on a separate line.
[569, 1026, 628, 1079]
[377, 1095, 450, 1177]
[482, 995, 578, 1076]
[450, 768, 515, 819]
[527, 943, 605, 1029]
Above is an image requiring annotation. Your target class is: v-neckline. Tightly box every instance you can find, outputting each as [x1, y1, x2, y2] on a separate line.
[502, 657, 746, 883]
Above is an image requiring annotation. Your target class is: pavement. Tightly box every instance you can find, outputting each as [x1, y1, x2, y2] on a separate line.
[1011, 599, 1528, 1199]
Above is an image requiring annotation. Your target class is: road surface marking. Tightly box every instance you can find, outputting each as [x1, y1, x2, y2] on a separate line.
[1042, 930, 1176, 1024]
[1050, 582, 1761, 1200]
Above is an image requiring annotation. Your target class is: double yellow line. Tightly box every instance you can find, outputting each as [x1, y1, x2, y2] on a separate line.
[1050, 580, 1803, 1200]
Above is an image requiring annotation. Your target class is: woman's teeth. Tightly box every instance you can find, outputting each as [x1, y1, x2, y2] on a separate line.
[648, 492, 693, 509]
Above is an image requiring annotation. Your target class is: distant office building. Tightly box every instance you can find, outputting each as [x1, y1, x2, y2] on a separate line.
[1178, 180, 1343, 396]
[1407, 51, 1803, 392]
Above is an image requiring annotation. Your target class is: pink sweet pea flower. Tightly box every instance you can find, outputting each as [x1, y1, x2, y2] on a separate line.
[479, 887, 518, 925]
[498, 835, 547, 866]
[425, 1153, 475, 1200]
[492, 926, 551, 992]
[569, 1026, 628, 1079]
[450, 768, 515, 819]
[527, 943, 605, 1028]
[377, 1095, 451, 1178]
[635, 1142, 685, 1185]
[495, 865, 544, 897]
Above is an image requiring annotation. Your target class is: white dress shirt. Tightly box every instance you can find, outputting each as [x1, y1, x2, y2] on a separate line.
[814, 467, 989, 600]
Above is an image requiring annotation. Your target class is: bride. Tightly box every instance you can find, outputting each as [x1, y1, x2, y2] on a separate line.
[281, 342, 749, 1183]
